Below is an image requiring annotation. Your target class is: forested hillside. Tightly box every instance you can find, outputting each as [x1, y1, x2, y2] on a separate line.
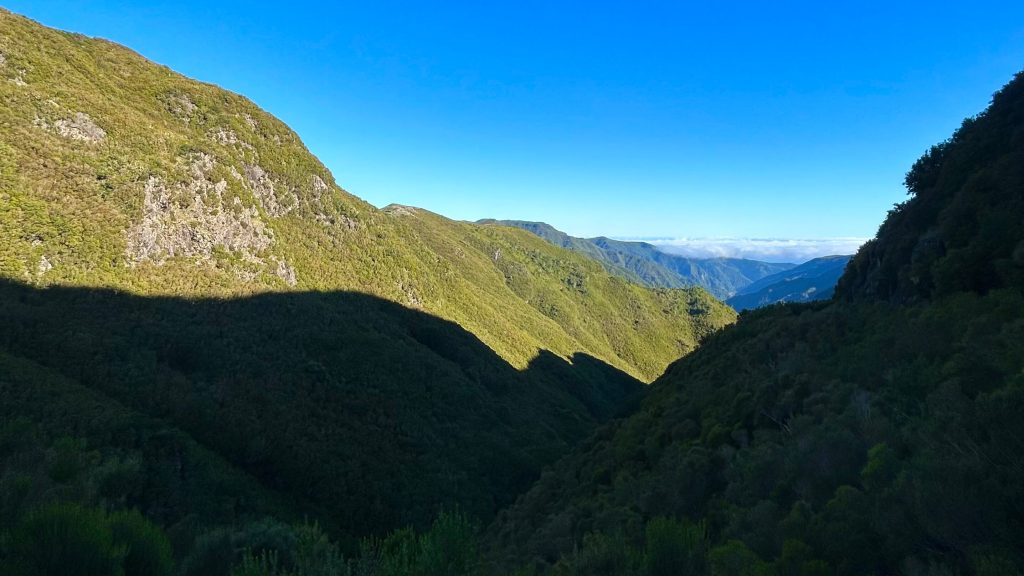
[4, 6, 1023, 576]
[478, 220, 793, 299]
[0, 8, 732, 384]
[0, 8, 735, 574]
[485, 73, 1024, 575]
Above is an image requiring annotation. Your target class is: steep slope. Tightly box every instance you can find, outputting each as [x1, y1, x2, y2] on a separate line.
[0, 349, 319, 536]
[726, 255, 852, 311]
[479, 219, 793, 299]
[394, 209, 733, 380]
[486, 74, 1024, 574]
[0, 280, 641, 542]
[0, 9, 732, 385]
[0, 6, 735, 554]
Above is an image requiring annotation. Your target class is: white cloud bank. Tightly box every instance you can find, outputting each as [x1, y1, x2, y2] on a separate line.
[626, 237, 870, 264]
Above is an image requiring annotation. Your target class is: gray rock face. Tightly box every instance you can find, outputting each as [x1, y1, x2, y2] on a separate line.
[383, 204, 418, 217]
[54, 112, 106, 143]
[209, 127, 254, 151]
[165, 92, 197, 122]
[242, 113, 259, 131]
[37, 255, 52, 275]
[244, 163, 297, 217]
[312, 175, 328, 196]
[34, 112, 105, 142]
[274, 257, 297, 286]
[124, 153, 275, 266]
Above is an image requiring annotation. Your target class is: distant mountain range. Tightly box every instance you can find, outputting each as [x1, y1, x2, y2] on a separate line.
[477, 219, 795, 299]
[726, 254, 852, 310]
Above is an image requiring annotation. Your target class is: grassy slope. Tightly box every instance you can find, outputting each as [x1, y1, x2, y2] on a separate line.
[485, 74, 1024, 574]
[0, 9, 733, 383]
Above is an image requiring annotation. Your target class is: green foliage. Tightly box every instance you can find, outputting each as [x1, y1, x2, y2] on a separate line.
[361, 510, 479, 576]
[108, 509, 174, 576]
[487, 72, 1024, 575]
[838, 72, 1024, 301]
[0, 8, 732, 386]
[180, 518, 300, 576]
[291, 523, 350, 576]
[6, 7, 1024, 576]
[641, 517, 707, 576]
[0, 8, 733, 554]
[232, 551, 286, 576]
[552, 532, 634, 576]
[707, 540, 772, 576]
[1, 503, 172, 576]
[547, 517, 709, 576]
[0, 280, 642, 542]
[3, 503, 125, 576]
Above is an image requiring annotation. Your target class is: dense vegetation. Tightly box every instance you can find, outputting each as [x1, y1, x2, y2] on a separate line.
[726, 255, 852, 311]
[3, 6, 1023, 576]
[0, 280, 649, 537]
[478, 220, 793, 299]
[485, 73, 1024, 574]
[0, 8, 733, 384]
[0, 8, 734, 575]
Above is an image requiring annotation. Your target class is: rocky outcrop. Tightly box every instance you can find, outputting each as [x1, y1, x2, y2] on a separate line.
[124, 153, 274, 266]
[164, 92, 197, 122]
[55, 112, 106, 142]
[244, 163, 297, 217]
[34, 112, 105, 143]
[383, 204, 419, 216]
[37, 255, 52, 275]
[273, 257, 297, 286]
[209, 127, 254, 151]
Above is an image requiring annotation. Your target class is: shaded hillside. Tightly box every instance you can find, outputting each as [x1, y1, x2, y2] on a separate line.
[485, 74, 1024, 575]
[837, 72, 1024, 302]
[0, 8, 733, 385]
[478, 219, 792, 299]
[0, 279, 641, 546]
[0, 8, 735, 571]
[726, 255, 852, 311]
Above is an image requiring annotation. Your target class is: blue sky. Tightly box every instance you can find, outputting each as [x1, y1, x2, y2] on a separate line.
[10, 1, 1024, 257]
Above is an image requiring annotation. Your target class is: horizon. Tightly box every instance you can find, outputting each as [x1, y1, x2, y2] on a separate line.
[9, 1, 1024, 260]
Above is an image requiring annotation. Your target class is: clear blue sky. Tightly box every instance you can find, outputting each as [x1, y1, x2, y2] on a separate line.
[10, 1, 1024, 241]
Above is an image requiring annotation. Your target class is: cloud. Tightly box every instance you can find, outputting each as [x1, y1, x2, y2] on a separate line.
[624, 237, 869, 263]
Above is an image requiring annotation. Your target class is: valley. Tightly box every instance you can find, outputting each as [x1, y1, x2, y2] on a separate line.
[1, 6, 1022, 576]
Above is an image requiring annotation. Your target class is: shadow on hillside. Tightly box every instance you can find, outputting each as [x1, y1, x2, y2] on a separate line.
[0, 279, 640, 536]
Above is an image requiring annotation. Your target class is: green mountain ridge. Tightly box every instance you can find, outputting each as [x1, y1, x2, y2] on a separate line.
[484, 72, 1024, 574]
[0, 7, 735, 571]
[0, 8, 732, 385]
[477, 219, 794, 299]
[4, 6, 1024, 576]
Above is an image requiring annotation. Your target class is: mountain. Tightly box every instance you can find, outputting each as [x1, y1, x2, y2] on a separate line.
[0, 6, 736, 565]
[484, 74, 1024, 574]
[478, 219, 794, 299]
[726, 255, 852, 311]
[0, 9, 731, 385]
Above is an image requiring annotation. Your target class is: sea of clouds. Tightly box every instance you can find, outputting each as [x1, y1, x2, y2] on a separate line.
[622, 237, 869, 264]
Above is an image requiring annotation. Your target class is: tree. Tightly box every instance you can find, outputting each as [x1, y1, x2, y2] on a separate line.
[3, 503, 125, 576]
